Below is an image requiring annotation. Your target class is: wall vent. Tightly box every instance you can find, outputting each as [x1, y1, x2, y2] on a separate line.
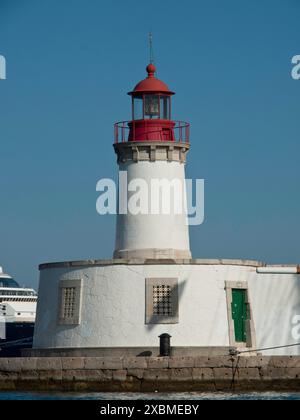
[58, 279, 82, 325]
[146, 278, 179, 324]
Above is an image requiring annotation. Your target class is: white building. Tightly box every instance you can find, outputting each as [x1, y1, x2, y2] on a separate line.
[32, 64, 300, 356]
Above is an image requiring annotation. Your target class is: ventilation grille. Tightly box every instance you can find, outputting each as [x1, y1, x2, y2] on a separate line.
[153, 285, 172, 316]
[62, 287, 76, 319]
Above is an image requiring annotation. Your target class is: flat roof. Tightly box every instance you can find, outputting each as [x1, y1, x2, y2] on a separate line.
[39, 258, 266, 270]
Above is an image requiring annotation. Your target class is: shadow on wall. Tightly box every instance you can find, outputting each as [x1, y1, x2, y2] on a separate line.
[206, 265, 232, 347]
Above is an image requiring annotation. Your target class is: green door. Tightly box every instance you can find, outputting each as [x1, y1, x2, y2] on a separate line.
[231, 289, 248, 343]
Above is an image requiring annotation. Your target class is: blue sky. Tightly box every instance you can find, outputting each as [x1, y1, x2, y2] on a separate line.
[0, 0, 299, 289]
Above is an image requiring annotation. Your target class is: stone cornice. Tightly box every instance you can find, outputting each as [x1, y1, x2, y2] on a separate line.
[113, 141, 190, 164]
[39, 259, 265, 270]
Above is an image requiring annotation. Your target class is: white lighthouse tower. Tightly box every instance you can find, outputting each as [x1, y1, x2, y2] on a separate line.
[32, 61, 300, 358]
[114, 63, 191, 260]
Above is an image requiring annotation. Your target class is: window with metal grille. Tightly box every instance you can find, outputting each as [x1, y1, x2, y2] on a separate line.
[58, 279, 82, 325]
[146, 278, 178, 324]
[153, 285, 172, 316]
[62, 287, 76, 319]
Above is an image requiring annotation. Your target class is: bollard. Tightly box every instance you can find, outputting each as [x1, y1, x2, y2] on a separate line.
[159, 333, 172, 357]
[229, 347, 238, 357]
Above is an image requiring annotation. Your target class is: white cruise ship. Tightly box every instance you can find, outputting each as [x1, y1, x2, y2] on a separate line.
[0, 266, 37, 356]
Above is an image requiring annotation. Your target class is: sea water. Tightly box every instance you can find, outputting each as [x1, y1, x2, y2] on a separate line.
[0, 392, 300, 400]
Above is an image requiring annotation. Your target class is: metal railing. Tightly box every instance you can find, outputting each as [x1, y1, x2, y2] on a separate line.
[114, 120, 190, 144]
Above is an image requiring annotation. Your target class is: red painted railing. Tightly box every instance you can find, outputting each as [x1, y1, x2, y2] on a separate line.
[114, 120, 190, 144]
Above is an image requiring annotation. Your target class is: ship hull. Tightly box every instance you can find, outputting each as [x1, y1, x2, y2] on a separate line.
[0, 322, 35, 357]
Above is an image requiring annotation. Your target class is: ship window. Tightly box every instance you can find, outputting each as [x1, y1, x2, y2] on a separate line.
[145, 278, 179, 324]
[0, 278, 19, 288]
[58, 279, 82, 325]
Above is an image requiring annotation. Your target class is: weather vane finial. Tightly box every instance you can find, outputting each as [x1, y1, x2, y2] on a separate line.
[149, 32, 155, 65]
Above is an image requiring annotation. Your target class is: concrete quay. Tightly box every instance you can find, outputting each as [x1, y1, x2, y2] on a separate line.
[0, 356, 300, 392]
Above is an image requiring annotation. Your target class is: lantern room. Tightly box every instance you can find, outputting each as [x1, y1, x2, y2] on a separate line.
[129, 63, 174, 121]
[114, 64, 190, 143]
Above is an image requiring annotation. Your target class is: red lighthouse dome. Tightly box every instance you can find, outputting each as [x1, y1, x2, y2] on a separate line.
[128, 64, 175, 95]
[114, 63, 189, 144]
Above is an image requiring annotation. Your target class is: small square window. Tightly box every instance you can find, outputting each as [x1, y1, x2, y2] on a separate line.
[62, 287, 76, 319]
[58, 279, 82, 325]
[146, 278, 179, 324]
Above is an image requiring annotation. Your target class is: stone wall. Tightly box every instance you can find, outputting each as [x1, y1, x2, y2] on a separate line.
[0, 356, 300, 392]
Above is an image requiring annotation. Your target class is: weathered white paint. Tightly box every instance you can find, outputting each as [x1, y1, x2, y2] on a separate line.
[33, 263, 248, 349]
[33, 262, 300, 355]
[114, 160, 191, 259]
[248, 273, 300, 355]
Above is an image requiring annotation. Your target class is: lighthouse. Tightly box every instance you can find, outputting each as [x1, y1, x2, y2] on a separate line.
[32, 60, 300, 358]
[113, 64, 191, 260]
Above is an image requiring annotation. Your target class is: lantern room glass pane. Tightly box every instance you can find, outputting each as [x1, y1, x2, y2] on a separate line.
[160, 96, 170, 120]
[133, 96, 143, 120]
[145, 95, 160, 119]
